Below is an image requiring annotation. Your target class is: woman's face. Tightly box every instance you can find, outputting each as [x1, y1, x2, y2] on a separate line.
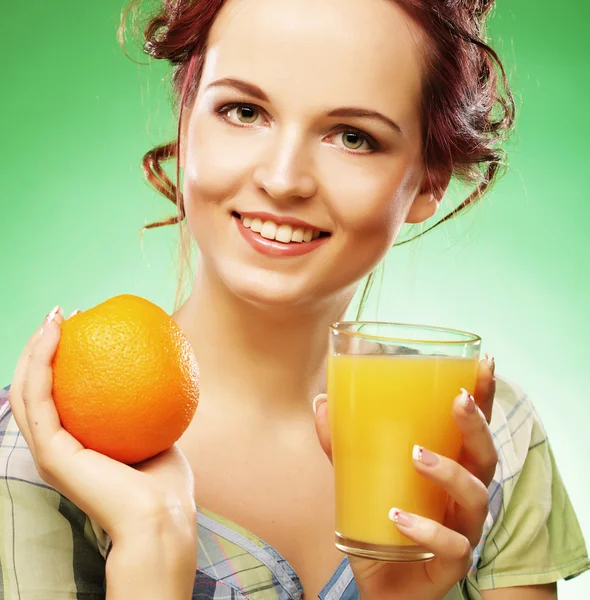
[181, 0, 437, 308]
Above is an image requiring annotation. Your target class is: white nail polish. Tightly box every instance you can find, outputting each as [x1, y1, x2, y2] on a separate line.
[412, 444, 423, 462]
[46, 305, 60, 322]
[460, 388, 476, 413]
[388, 507, 415, 527]
[312, 395, 325, 415]
[41, 305, 61, 336]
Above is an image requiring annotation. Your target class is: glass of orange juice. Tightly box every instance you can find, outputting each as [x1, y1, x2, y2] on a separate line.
[327, 321, 481, 562]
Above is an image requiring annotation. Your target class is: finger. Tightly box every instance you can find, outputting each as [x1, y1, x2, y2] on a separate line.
[453, 390, 498, 487]
[22, 316, 75, 452]
[9, 306, 63, 450]
[389, 508, 472, 582]
[313, 394, 332, 463]
[18, 317, 143, 528]
[473, 355, 495, 423]
[66, 309, 82, 320]
[412, 445, 489, 547]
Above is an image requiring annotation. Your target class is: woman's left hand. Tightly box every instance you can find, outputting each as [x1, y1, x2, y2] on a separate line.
[314, 357, 497, 600]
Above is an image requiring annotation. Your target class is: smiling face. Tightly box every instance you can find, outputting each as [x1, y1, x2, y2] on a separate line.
[181, 0, 439, 309]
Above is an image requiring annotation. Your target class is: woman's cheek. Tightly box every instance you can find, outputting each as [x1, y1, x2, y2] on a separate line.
[325, 163, 415, 239]
[183, 119, 258, 203]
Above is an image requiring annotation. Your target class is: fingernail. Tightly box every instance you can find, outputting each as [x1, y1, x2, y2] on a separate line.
[412, 445, 440, 467]
[67, 309, 82, 319]
[389, 507, 416, 528]
[312, 395, 326, 415]
[485, 353, 495, 375]
[461, 388, 476, 413]
[40, 305, 60, 337]
[45, 305, 61, 323]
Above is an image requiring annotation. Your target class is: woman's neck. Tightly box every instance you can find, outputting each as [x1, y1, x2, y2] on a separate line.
[173, 263, 355, 418]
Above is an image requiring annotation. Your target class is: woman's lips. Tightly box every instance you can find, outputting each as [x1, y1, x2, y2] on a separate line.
[234, 214, 330, 258]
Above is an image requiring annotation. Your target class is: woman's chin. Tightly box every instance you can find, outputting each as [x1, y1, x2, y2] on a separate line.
[231, 279, 318, 310]
[198, 251, 363, 314]
[216, 267, 331, 312]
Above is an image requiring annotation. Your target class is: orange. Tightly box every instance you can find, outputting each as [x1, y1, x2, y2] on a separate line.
[52, 294, 199, 464]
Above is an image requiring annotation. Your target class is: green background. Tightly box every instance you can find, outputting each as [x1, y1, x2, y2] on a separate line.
[1, 1, 588, 595]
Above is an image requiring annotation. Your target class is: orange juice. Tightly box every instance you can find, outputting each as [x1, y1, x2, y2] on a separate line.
[328, 353, 478, 554]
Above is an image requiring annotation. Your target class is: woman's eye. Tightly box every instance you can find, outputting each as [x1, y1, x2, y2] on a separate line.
[331, 130, 378, 153]
[235, 105, 258, 124]
[342, 132, 366, 150]
[220, 104, 262, 125]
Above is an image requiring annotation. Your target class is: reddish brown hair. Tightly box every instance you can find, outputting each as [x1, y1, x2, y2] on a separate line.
[123, 0, 515, 309]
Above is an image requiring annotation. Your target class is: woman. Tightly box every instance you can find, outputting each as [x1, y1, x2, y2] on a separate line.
[1, 0, 588, 598]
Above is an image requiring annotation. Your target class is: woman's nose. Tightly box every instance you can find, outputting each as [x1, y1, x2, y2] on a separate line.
[252, 128, 318, 201]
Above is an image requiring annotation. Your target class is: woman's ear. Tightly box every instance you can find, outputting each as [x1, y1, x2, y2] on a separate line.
[405, 168, 452, 224]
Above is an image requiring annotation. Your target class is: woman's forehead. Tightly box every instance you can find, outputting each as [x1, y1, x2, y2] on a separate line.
[202, 0, 425, 126]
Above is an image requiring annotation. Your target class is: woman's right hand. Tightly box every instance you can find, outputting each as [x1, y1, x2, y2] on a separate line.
[8, 307, 197, 595]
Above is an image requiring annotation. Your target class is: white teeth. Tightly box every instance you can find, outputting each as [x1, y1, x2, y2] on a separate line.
[240, 215, 324, 243]
[260, 221, 278, 240]
[291, 228, 304, 242]
[275, 224, 294, 243]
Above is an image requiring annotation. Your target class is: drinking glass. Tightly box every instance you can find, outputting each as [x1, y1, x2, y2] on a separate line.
[328, 321, 481, 561]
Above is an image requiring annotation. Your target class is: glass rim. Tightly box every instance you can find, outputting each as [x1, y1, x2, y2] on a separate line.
[329, 320, 481, 345]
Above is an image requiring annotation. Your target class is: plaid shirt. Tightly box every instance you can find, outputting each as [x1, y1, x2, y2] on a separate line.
[0, 378, 588, 599]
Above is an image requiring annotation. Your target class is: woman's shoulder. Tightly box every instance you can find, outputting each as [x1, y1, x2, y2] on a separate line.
[467, 376, 590, 593]
[485, 375, 560, 531]
[488, 375, 546, 466]
[0, 384, 108, 598]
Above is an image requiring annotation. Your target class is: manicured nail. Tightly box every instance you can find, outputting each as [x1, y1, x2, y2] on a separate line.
[488, 354, 496, 375]
[67, 309, 82, 319]
[312, 395, 326, 415]
[40, 305, 60, 336]
[412, 445, 440, 467]
[461, 388, 476, 413]
[46, 305, 61, 323]
[389, 507, 416, 528]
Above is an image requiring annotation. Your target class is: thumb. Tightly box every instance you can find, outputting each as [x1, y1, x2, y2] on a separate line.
[313, 394, 332, 463]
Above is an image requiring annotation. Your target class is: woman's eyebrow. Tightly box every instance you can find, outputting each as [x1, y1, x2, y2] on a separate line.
[205, 78, 269, 101]
[205, 77, 403, 136]
[328, 107, 403, 136]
